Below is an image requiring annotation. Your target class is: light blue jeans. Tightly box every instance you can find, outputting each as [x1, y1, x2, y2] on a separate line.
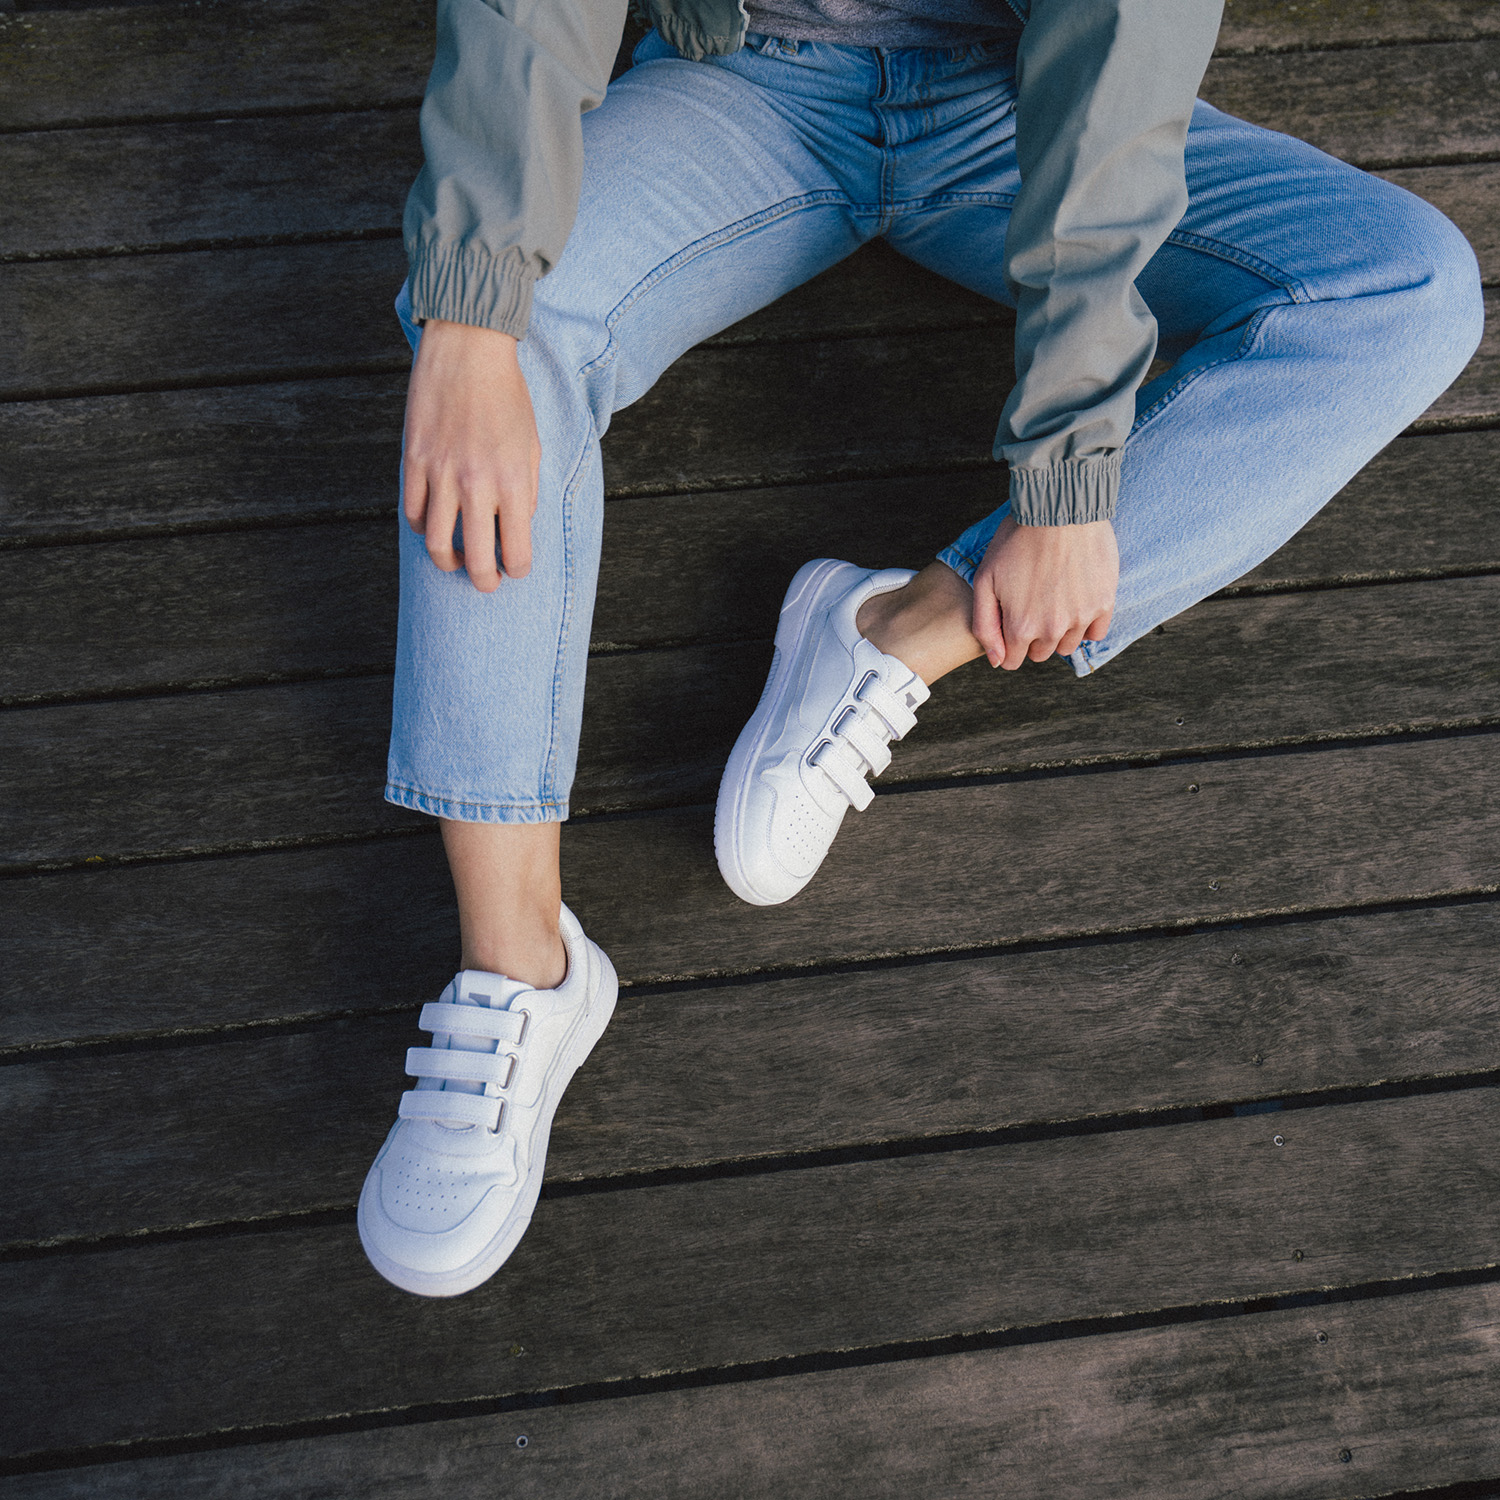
[387, 29, 1482, 824]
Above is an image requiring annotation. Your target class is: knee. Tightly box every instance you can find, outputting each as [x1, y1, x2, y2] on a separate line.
[1378, 191, 1485, 380]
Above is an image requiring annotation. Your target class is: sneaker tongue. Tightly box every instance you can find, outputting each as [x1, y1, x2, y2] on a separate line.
[454, 970, 532, 1012]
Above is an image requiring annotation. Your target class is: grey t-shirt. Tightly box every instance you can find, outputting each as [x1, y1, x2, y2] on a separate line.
[743, 0, 1021, 49]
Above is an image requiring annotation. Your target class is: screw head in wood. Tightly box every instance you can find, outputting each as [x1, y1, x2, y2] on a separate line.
[1188, 783, 1200, 793]
[516, 1436, 529, 1449]
[1273, 1134, 1284, 1145]
[1316, 1331, 1328, 1343]
[1293, 1249, 1304, 1261]
[1339, 1449, 1352, 1464]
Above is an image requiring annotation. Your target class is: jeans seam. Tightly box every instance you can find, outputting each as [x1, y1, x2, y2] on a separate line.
[541, 413, 597, 805]
[577, 191, 852, 377]
[885, 191, 1015, 213]
[1130, 302, 1275, 434]
[1164, 227, 1311, 302]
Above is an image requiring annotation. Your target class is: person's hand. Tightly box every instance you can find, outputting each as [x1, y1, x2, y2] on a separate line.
[970, 515, 1118, 670]
[402, 319, 540, 593]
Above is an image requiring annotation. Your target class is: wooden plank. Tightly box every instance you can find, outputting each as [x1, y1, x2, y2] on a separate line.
[4, 279, 1495, 543]
[8, 1281, 1496, 1499]
[0, 242, 413, 401]
[1, 1089, 1496, 1460]
[0, 113, 420, 261]
[4, 576, 1498, 863]
[2, 0, 1493, 134]
[6, 899, 1498, 1246]
[3, 733, 1497, 1046]
[0, 375, 408, 543]
[0, 0, 435, 132]
[1203, 38, 1500, 168]
[1218, 0, 1500, 54]
[0, 523, 401, 705]
[5, 427, 1499, 704]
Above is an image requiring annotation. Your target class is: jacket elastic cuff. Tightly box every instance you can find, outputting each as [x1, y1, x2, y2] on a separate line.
[407, 242, 536, 340]
[1008, 455, 1120, 526]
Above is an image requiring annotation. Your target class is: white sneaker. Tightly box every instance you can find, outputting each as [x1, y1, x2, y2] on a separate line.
[715, 559, 930, 906]
[357, 903, 617, 1297]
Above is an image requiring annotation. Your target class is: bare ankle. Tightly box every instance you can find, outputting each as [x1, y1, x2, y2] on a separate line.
[440, 818, 569, 990]
[856, 562, 983, 685]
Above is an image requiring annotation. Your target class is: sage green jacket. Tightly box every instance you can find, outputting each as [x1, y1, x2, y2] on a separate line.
[405, 0, 1223, 524]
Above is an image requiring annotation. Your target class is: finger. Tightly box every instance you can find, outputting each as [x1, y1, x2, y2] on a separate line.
[1056, 624, 1088, 658]
[423, 476, 465, 574]
[401, 457, 428, 533]
[970, 576, 1005, 668]
[497, 470, 536, 581]
[1000, 616, 1034, 671]
[1084, 608, 1113, 643]
[461, 498, 503, 593]
[1027, 633, 1056, 664]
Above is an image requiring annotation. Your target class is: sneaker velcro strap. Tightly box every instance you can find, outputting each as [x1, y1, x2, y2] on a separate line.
[419, 1002, 527, 1043]
[835, 707, 893, 775]
[857, 678, 919, 738]
[405, 1047, 517, 1087]
[811, 738, 875, 811]
[399, 1089, 502, 1130]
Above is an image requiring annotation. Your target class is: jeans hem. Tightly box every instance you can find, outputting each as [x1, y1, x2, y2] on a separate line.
[384, 783, 568, 824]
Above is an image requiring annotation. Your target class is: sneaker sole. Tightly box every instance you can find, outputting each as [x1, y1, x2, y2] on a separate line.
[357, 939, 619, 1298]
[714, 557, 852, 907]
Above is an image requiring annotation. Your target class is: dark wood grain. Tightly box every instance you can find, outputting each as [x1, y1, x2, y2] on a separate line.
[0, 0, 435, 132]
[0, 112, 421, 261]
[3, 733, 1497, 1046]
[3, 1089, 1497, 1460]
[1218, 0, 1500, 54]
[1202, 38, 1500, 167]
[5, 576, 1499, 862]
[5, 900, 1498, 1246]
[5, 429, 1499, 704]
[0, 241, 413, 400]
[8, 1281, 1496, 1499]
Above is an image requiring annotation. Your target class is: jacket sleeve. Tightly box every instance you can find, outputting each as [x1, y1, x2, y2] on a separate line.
[403, 0, 630, 338]
[999, 0, 1222, 525]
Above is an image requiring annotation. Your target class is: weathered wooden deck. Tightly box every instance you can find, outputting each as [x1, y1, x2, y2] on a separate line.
[2, 0, 1499, 1493]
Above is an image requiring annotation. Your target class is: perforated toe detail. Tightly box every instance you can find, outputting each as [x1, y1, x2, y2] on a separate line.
[774, 794, 842, 879]
[380, 1150, 501, 1232]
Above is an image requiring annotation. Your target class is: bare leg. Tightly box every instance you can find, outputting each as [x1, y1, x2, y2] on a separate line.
[856, 561, 982, 685]
[439, 819, 568, 989]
